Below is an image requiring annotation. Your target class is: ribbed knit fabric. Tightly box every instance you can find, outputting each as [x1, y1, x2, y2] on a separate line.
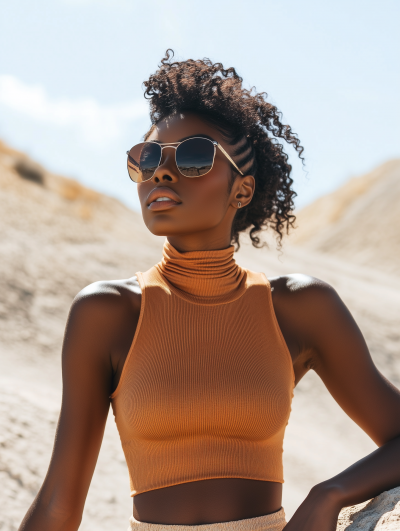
[111, 240, 295, 497]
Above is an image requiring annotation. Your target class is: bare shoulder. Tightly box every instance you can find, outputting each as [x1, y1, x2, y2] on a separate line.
[71, 276, 142, 319]
[267, 274, 350, 378]
[268, 273, 342, 316]
[269, 273, 334, 296]
[64, 276, 142, 373]
[77, 276, 141, 302]
[268, 272, 349, 324]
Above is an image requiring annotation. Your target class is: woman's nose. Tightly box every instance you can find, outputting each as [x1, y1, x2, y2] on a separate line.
[151, 146, 179, 184]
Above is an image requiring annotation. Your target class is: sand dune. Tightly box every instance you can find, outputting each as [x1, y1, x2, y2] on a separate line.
[0, 141, 399, 529]
[292, 159, 400, 275]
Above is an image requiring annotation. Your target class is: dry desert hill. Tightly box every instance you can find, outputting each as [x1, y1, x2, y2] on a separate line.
[1, 140, 399, 530]
[292, 159, 400, 276]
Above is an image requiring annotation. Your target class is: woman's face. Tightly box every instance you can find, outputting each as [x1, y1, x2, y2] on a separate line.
[136, 112, 254, 251]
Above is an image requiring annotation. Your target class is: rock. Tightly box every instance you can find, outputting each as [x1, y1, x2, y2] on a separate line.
[13, 157, 45, 185]
[337, 486, 400, 530]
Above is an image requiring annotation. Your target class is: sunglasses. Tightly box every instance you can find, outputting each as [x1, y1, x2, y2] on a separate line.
[126, 136, 243, 183]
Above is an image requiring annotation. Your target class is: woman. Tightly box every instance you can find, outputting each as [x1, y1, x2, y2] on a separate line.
[20, 51, 400, 531]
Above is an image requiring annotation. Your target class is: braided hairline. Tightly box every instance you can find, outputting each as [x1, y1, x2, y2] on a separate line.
[143, 50, 304, 250]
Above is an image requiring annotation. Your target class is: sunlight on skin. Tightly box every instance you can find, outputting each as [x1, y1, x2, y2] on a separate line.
[137, 113, 255, 252]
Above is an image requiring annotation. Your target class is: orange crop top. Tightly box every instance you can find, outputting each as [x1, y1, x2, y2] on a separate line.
[111, 240, 294, 497]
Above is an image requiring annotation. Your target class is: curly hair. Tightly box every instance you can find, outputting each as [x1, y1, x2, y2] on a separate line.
[143, 50, 304, 249]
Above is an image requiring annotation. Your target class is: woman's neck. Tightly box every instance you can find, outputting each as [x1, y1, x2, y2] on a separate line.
[166, 234, 234, 253]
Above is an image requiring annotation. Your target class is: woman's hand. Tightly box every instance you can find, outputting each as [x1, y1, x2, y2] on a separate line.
[283, 483, 343, 531]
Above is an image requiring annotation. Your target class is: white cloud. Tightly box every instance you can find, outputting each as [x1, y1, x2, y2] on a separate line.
[0, 75, 149, 146]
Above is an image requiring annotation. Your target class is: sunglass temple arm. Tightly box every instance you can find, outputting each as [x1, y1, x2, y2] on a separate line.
[216, 144, 244, 176]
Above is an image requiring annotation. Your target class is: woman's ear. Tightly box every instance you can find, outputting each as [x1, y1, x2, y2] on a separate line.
[231, 175, 255, 209]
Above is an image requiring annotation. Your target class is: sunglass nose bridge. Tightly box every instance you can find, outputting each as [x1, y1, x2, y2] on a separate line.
[159, 144, 178, 151]
[157, 145, 179, 175]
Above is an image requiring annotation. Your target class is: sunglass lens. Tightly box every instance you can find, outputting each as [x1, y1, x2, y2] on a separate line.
[176, 138, 215, 177]
[127, 142, 161, 183]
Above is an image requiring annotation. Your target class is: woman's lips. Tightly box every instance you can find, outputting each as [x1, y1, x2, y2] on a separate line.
[148, 199, 181, 211]
[146, 186, 182, 210]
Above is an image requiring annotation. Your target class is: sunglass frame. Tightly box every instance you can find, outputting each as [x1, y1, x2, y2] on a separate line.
[126, 136, 243, 183]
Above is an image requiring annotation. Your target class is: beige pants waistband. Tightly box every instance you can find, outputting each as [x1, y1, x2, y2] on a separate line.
[128, 509, 286, 531]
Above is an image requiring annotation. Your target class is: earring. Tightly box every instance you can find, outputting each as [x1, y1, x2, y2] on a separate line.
[237, 201, 241, 208]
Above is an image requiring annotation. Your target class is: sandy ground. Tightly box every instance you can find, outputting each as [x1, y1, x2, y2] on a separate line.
[1, 142, 399, 529]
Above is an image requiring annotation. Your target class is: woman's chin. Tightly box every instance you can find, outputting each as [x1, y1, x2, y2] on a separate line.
[143, 219, 183, 238]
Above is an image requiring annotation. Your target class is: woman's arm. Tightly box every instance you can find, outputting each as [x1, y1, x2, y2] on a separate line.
[271, 275, 400, 531]
[19, 280, 140, 531]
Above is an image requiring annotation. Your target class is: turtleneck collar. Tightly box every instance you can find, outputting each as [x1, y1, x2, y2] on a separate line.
[155, 239, 247, 303]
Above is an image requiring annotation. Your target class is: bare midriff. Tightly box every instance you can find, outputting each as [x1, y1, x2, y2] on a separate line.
[132, 478, 282, 525]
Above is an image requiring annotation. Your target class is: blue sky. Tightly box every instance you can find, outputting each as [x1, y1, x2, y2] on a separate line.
[1, 0, 399, 211]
